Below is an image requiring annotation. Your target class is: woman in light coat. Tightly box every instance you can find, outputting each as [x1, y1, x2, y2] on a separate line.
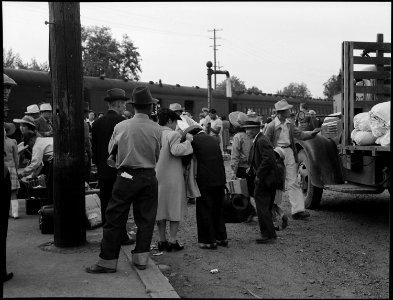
[156, 108, 194, 252]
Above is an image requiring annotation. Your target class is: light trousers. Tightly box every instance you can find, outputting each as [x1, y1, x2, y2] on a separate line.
[282, 148, 305, 215]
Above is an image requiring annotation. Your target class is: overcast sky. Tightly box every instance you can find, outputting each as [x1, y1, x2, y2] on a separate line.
[2, 2, 391, 98]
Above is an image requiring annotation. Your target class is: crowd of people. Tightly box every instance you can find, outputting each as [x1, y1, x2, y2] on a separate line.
[3, 72, 322, 277]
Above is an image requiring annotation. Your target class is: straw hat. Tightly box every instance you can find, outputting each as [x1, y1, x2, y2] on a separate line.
[13, 115, 36, 127]
[39, 103, 52, 111]
[169, 103, 185, 112]
[25, 104, 40, 114]
[229, 111, 247, 127]
[274, 99, 293, 111]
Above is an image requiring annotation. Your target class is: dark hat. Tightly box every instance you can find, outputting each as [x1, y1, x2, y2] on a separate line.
[130, 86, 158, 105]
[157, 107, 182, 124]
[238, 115, 262, 128]
[104, 88, 130, 102]
[182, 125, 203, 137]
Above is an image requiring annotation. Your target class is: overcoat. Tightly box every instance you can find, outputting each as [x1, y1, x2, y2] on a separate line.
[156, 127, 193, 221]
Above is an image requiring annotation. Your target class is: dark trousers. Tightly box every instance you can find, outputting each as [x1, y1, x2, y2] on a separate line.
[196, 186, 227, 244]
[2, 171, 11, 280]
[237, 167, 257, 216]
[40, 160, 53, 205]
[99, 169, 158, 260]
[254, 183, 277, 239]
[99, 177, 129, 241]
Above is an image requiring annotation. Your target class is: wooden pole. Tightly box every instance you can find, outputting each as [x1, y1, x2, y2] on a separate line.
[48, 2, 86, 247]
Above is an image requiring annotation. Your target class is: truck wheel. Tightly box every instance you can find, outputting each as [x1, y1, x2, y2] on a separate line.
[297, 149, 323, 209]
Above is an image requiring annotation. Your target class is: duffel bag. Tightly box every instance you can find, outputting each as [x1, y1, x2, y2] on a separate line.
[38, 205, 54, 234]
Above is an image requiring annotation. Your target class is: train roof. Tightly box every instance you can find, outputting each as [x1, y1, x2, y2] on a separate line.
[4, 68, 332, 104]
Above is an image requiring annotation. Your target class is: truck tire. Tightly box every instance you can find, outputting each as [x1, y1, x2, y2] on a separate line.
[297, 149, 323, 209]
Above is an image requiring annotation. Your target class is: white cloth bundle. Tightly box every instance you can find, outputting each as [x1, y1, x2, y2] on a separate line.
[353, 112, 372, 131]
[375, 129, 390, 147]
[350, 129, 377, 146]
[369, 101, 390, 138]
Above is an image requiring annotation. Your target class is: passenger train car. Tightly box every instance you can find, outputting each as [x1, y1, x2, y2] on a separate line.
[4, 68, 333, 122]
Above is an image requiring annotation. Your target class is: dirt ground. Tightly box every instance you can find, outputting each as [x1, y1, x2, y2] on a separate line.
[146, 160, 390, 299]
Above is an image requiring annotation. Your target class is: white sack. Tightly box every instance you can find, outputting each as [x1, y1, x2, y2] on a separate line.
[375, 129, 390, 147]
[370, 101, 390, 123]
[351, 129, 377, 146]
[353, 112, 371, 131]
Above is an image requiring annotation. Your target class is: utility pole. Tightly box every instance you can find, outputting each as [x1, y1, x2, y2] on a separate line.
[48, 2, 86, 247]
[208, 28, 222, 89]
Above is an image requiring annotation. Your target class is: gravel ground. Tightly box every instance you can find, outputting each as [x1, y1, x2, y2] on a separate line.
[145, 160, 390, 299]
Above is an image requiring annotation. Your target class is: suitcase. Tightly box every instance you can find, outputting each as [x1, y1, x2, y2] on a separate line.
[38, 205, 54, 234]
[25, 197, 44, 215]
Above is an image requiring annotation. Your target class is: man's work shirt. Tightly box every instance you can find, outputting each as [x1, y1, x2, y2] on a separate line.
[274, 117, 291, 147]
[230, 131, 252, 174]
[108, 113, 162, 169]
[21, 137, 53, 177]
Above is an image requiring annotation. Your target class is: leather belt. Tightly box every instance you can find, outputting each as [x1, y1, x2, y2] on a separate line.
[280, 145, 291, 148]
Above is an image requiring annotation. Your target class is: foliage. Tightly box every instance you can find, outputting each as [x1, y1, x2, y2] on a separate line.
[277, 82, 312, 98]
[216, 75, 247, 92]
[323, 72, 342, 99]
[246, 86, 263, 94]
[3, 48, 49, 71]
[81, 26, 141, 80]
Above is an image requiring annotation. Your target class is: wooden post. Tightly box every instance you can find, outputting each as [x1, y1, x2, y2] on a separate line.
[48, 2, 86, 247]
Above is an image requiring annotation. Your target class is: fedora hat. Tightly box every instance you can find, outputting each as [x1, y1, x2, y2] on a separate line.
[13, 115, 36, 128]
[104, 88, 130, 102]
[169, 103, 185, 112]
[130, 86, 158, 105]
[3, 74, 17, 86]
[238, 115, 262, 128]
[275, 99, 293, 111]
[25, 104, 40, 114]
[4, 122, 16, 136]
[39, 103, 52, 111]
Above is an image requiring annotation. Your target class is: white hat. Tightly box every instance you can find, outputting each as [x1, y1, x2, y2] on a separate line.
[169, 103, 184, 112]
[229, 111, 247, 127]
[274, 99, 293, 111]
[39, 103, 52, 111]
[25, 104, 40, 114]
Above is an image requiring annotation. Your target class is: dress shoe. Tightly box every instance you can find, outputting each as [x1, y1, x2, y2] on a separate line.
[198, 243, 217, 250]
[121, 237, 136, 245]
[168, 241, 184, 252]
[292, 211, 310, 220]
[282, 215, 288, 229]
[157, 241, 169, 252]
[256, 237, 276, 244]
[3, 272, 13, 282]
[216, 240, 229, 247]
[85, 264, 116, 274]
[133, 262, 146, 270]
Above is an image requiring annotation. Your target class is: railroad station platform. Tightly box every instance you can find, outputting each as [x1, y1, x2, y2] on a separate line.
[3, 199, 179, 298]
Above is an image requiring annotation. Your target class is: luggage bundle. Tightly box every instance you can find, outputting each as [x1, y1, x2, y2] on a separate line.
[351, 101, 390, 146]
[21, 176, 48, 215]
[223, 178, 252, 223]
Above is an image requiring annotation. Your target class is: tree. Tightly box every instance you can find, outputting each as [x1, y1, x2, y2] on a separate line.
[323, 72, 341, 99]
[278, 82, 312, 98]
[216, 75, 247, 93]
[246, 86, 263, 94]
[3, 48, 22, 68]
[81, 26, 141, 80]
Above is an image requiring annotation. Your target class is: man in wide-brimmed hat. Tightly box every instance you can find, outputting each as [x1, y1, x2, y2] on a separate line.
[87, 86, 162, 273]
[264, 99, 320, 221]
[34, 103, 53, 137]
[242, 116, 282, 243]
[91, 88, 133, 247]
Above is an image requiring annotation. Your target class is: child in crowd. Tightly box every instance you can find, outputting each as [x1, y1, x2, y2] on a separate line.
[4, 123, 20, 219]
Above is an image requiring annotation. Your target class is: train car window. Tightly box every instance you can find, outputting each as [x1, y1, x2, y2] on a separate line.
[184, 100, 194, 115]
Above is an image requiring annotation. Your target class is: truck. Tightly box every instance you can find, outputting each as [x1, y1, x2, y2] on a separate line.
[295, 33, 391, 208]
